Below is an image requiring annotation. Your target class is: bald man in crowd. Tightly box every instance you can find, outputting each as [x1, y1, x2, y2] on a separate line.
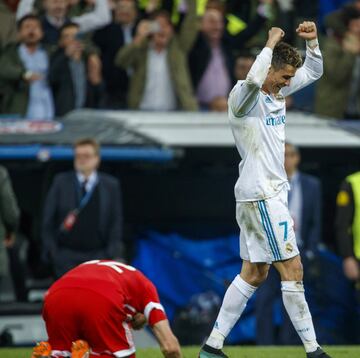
[188, 6, 268, 110]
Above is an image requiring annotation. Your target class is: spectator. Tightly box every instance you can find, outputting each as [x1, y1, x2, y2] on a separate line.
[42, 138, 123, 278]
[188, 5, 269, 110]
[16, 0, 111, 45]
[335, 170, 360, 317]
[319, 0, 352, 33]
[255, 142, 322, 345]
[49, 23, 104, 116]
[0, 14, 54, 119]
[0, 166, 20, 299]
[209, 96, 228, 112]
[93, 0, 139, 109]
[0, 0, 17, 51]
[115, 0, 198, 111]
[324, 0, 360, 36]
[315, 5, 360, 119]
[234, 52, 255, 80]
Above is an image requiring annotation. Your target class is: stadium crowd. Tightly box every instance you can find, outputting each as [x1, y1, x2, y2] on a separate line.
[0, 0, 360, 118]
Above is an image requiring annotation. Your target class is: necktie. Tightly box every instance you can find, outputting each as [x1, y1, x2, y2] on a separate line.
[81, 180, 87, 200]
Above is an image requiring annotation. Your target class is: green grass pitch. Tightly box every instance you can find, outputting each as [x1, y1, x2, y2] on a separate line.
[1, 346, 359, 357]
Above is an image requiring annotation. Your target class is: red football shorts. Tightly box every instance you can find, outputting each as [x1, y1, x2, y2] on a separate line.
[43, 287, 136, 357]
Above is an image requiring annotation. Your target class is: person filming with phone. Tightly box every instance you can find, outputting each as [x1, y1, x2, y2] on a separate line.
[49, 22, 105, 116]
[115, 0, 198, 111]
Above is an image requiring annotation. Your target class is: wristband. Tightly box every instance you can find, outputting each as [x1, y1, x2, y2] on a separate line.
[307, 39, 319, 50]
[23, 70, 33, 80]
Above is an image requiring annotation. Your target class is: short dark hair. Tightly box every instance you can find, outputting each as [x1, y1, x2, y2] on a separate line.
[149, 9, 172, 26]
[285, 141, 299, 154]
[59, 22, 80, 35]
[235, 50, 256, 61]
[342, 4, 360, 28]
[74, 138, 100, 156]
[17, 14, 42, 30]
[272, 42, 302, 70]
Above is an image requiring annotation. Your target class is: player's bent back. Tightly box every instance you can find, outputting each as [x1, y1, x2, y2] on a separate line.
[42, 260, 182, 358]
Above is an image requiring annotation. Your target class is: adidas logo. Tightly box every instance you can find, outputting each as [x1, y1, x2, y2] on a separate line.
[265, 96, 272, 103]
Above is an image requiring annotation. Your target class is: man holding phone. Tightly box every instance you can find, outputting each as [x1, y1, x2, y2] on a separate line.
[115, 0, 198, 111]
[48, 22, 104, 116]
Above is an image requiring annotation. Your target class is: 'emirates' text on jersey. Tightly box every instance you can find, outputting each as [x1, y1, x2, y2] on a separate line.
[228, 43, 323, 202]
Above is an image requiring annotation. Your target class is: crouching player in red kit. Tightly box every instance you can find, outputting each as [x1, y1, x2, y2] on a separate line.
[36, 260, 182, 358]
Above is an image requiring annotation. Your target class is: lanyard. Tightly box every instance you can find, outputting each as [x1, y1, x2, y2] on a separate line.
[77, 177, 98, 210]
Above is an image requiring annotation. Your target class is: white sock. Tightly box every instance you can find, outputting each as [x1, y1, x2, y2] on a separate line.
[281, 281, 319, 353]
[206, 275, 257, 349]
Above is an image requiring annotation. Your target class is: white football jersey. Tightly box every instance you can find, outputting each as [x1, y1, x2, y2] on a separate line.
[228, 43, 323, 202]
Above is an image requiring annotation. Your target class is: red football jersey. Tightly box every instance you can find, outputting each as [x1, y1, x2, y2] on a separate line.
[47, 260, 166, 326]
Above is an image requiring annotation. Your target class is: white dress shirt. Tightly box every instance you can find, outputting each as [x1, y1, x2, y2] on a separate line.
[18, 44, 54, 119]
[140, 47, 177, 111]
[76, 171, 98, 194]
[16, 0, 111, 33]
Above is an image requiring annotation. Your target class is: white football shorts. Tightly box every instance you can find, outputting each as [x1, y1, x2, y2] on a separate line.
[236, 188, 299, 263]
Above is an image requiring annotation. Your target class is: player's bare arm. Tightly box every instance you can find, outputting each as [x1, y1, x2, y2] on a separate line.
[152, 319, 182, 358]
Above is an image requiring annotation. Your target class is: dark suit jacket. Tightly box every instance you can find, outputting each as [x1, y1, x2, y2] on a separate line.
[92, 22, 138, 108]
[188, 14, 266, 90]
[41, 16, 71, 45]
[49, 49, 105, 116]
[299, 172, 322, 253]
[42, 171, 123, 262]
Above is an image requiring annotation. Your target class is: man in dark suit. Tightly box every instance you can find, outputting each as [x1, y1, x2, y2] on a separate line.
[49, 23, 105, 116]
[255, 142, 322, 345]
[42, 138, 123, 278]
[92, 0, 139, 109]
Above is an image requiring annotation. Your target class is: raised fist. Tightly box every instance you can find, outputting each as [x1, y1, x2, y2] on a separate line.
[266, 27, 285, 49]
[296, 21, 317, 41]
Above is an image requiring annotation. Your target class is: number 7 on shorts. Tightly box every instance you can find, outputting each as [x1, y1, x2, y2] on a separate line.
[279, 221, 288, 241]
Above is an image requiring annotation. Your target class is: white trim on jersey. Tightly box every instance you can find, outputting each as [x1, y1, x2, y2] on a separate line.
[124, 304, 137, 313]
[113, 346, 137, 357]
[51, 350, 71, 357]
[122, 322, 135, 349]
[144, 302, 165, 321]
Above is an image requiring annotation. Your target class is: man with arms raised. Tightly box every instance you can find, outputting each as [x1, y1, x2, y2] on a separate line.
[200, 22, 330, 358]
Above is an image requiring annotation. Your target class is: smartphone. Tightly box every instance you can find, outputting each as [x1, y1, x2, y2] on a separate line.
[149, 21, 161, 34]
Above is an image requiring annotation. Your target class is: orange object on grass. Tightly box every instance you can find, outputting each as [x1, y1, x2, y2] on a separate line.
[31, 341, 52, 357]
[71, 339, 91, 358]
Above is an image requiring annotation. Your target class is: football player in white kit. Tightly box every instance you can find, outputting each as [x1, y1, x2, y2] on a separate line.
[199, 22, 331, 358]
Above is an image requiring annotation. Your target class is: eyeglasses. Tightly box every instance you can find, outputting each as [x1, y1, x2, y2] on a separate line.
[75, 153, 97, 159]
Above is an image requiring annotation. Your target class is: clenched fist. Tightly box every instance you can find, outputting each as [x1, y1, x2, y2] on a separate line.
[296, 21, 317, 41]
[266, 27, 285, 49]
